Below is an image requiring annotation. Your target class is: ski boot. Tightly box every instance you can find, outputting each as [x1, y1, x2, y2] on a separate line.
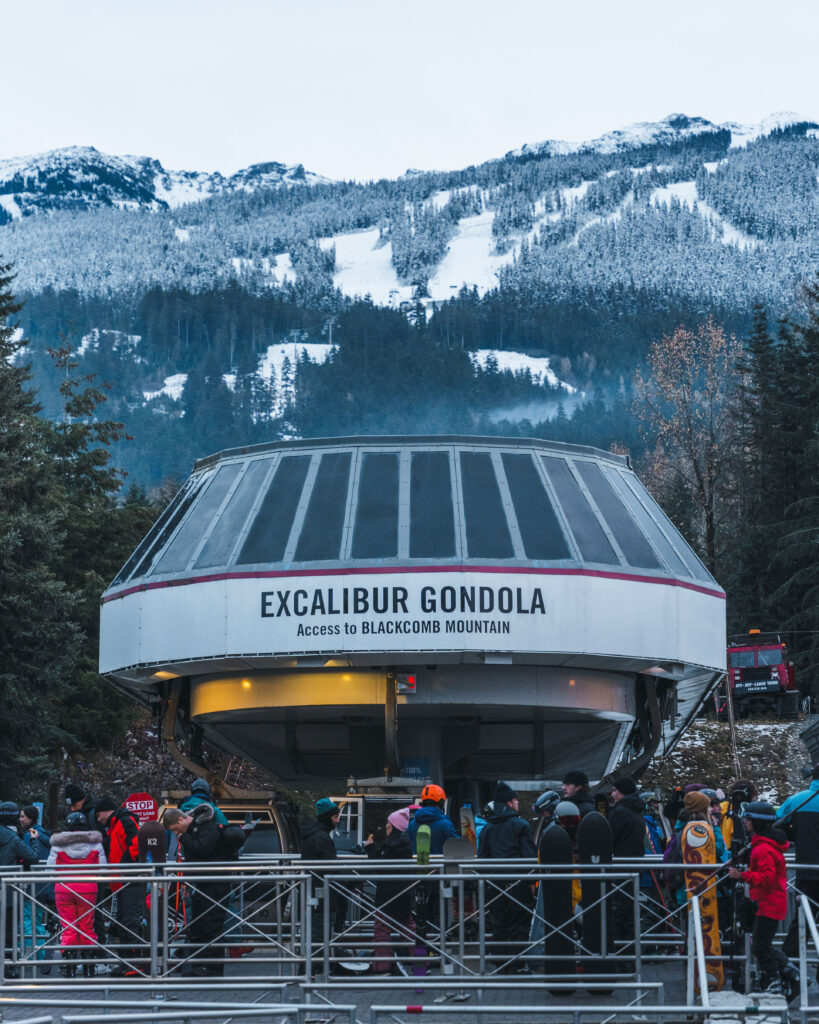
[760, 972, 783, 995]
[59, 949, 77, 978]
[781, 963, 800, 1002]
[81, 949, 96, 979]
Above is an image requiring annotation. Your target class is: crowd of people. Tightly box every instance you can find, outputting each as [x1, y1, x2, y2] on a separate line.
[0, 767, 817, 997]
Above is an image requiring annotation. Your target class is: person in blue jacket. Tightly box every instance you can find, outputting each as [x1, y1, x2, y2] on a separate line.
[778, 767, 819, 960]
[179, 779, 229, 826]
[407, 784, 458, 855]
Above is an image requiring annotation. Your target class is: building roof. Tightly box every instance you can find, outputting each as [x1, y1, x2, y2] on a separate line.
[105, 435, 717, 594]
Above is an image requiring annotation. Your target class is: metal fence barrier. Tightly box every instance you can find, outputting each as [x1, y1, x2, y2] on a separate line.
[1, 857, 815, 1022]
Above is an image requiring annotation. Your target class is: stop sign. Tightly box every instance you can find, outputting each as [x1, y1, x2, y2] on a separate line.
[125, 792, 158, 823]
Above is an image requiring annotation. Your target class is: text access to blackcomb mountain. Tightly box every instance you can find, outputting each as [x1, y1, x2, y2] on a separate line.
[99, 436, 726, 786]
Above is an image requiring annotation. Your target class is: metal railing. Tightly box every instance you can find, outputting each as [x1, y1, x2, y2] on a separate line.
[2, 856, 814, 1023]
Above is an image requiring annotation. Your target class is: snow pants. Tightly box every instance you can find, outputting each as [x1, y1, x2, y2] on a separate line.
[752, 914, 788, 982]
[373, 912, 416, 973]
[55, 882, 98, 947]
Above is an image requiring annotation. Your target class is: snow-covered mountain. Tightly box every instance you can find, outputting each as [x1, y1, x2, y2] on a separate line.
[509, 111, 807, 159]
[0, 145, 331, 219]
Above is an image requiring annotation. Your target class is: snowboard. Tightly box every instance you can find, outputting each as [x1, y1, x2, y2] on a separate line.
[443, 837, 475, 861]
[415, 824, 431, 865]
[459, 803, 477, 851]
[533, 822, 575, 982]
[138, 820, 167, 864]
[577, 811, 614, 978]
[681, 820, 724, 992]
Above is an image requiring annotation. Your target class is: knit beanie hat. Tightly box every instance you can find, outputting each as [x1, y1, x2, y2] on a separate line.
[315, 797, 340, 818]
[94, 797, 117, 815]
[191, 779, 212, 796]
[388, 807, 411, 832]
[612, 776, 637, 796]
[684, 791, 711, 815]
[563, 770, 589, 787]
[65, 784, 85, 804]
[494, 781, 518, 804]
[0, 802, 19, 824]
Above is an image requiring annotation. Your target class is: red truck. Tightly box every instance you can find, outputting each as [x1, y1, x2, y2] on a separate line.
[718, 630, 798, 718]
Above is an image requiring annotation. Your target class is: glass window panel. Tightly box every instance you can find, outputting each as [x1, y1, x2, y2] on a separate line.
[293, 452, 352, 561]
[152, 463, 241, 575]
[620, 473, 713, 581]
[501, 453, 570, 560]
[604, 469, 691, 577]
[409, 452, 456, 558]
[351, 453, 399, 559]
[113, 478, 197, 583]
[127, 476, 209, 580]
[195, 459, 271, 569]
[237, 456, 310, 565]
[460, 452, 514, 559]
[575, 461, 661, 569]
[541, 456, 618, 564]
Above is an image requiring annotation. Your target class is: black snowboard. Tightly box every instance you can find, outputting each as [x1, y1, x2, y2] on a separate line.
[536, 823, 575, 979]
[138, 820, 167, 863]
[577, 811, 614, 981]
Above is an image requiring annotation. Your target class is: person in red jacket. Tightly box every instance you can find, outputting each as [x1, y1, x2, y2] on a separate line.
[94, 797, 144, 976]
[729, 801, 798, 999]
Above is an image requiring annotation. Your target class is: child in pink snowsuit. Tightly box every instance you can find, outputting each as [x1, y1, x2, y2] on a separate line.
[48, 812, 106, 977]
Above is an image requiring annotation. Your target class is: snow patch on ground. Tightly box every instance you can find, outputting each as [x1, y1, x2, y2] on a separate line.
[650, 181, 760, 249]
[257, 342, 334, 382]
[143, 373, 188, 402]
[271, 253, 296, 285]
[320, 228, 412, 307]
[0, 194, 22, 219]
[153, 171, 215, 208]
[469, 349, 576, 393]
[174, 227, 190, 243]
[427, 212, 515, 301]
[562, 181, 592, 206]
[78, 329, 141, 358]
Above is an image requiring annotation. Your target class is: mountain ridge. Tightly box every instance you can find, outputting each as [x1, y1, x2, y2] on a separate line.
[0, 144, 331, 219]
[1, 112, 812, 222]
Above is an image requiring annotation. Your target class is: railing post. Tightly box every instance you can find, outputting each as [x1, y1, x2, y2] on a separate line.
[633, 872, 641, 980]
[799, 895, 808, 1024]
[149, 876, 159, 979]
[478, 877, 486, 976]
[685, 900, 694, 1004]
[322, 875, 330, 980]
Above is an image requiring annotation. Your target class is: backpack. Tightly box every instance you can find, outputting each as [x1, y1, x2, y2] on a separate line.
[217, 823, 246, 856]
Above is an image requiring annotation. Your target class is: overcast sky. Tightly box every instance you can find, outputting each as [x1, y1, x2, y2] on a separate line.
[4, 0, 819, 181]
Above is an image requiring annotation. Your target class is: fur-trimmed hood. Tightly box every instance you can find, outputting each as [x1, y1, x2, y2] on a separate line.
[190, 803, 215, 825]
[51, 830, 103, 847]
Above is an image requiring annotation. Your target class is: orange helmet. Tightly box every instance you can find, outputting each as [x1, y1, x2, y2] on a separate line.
[421, 784, 446, 804]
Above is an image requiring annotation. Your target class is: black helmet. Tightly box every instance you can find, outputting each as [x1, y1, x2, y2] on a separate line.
[191, 778, 211, 796]
[534, 789, 560, 815]
[742, 800, 777, 822]
[66, 812, 88, 831]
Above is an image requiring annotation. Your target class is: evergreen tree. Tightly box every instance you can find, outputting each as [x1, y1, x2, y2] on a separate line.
[0, 264, 80, 788]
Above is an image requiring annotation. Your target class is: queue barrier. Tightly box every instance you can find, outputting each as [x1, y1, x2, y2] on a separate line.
[1, 857, 817, 1023]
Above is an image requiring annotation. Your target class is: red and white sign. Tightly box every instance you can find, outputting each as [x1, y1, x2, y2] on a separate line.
[125, 792, 158, 823]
